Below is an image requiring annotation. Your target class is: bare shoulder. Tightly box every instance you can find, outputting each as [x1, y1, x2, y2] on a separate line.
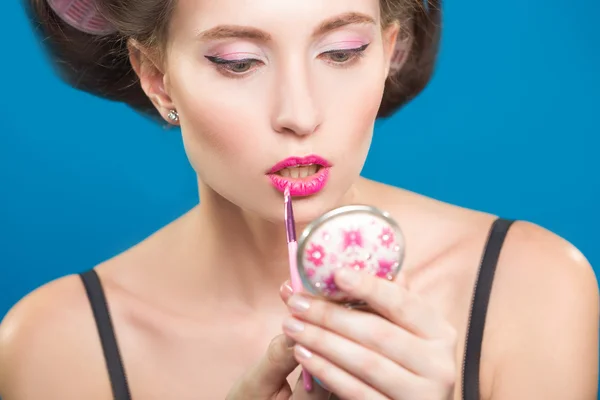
[484, 221, 599, 399]
[495, 220, 597, 293]
[0, 210, 196, 400]
[0, 273, 112, 399]
[491, 220, 598, 333]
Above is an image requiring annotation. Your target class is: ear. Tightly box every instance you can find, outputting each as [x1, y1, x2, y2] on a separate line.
[128, 40, 179, 125]
[382, 21, 413, 78]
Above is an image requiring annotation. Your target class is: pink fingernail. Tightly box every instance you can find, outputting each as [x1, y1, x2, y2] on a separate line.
[296, 345, 313, 359]
[283, 317, 305, 333]
[288, 295, 310, 312]
[281, 282, 293, 295]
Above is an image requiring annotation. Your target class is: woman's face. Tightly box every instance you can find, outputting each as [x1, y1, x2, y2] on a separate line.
[163, 0, 399, 223]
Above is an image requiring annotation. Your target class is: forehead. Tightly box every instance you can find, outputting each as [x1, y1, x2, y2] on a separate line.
[171, 0, 382, 38]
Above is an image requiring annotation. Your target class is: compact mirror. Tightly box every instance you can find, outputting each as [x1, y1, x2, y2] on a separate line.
[296, 205, 405, 303]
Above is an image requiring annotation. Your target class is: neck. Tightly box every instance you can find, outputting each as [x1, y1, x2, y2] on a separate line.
[200, 190, 295, 284]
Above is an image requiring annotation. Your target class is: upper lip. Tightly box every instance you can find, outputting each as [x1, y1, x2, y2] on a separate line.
[267, 154, 332, 174]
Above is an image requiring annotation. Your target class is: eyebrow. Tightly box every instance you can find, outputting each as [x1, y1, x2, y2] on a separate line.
[314, 12, 376, 36]
[195, 12, 376, 42]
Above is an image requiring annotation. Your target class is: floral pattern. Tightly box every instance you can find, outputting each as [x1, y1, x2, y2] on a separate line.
[305, 243, 326, 267]
[299, 210, 405, 302]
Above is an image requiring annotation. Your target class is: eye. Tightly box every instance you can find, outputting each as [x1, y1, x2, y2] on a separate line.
[205, 56, 263, 77]
[328, 52, 352, 63]
[320, 43, 370, 66]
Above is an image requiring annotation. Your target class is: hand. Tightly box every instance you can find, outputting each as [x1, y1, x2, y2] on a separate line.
[225, 286, 332, 400]
[225, 332, 299, 400]
[280, 283, 334, 400]
[280, 270, 458, 400]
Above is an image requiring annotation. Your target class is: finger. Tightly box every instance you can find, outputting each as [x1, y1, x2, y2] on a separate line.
[252, 334, 299, 392]
[293, 344, 390, 400]
[280, 281, 294, 303]
[284, 317, 423, 399]
[334, 269, 453, 339]
[280, 282, 297, 349]
[286, 294, 439, 377]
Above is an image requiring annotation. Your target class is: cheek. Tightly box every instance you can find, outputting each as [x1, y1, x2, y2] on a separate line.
[167, 71, 263, 173]
[322, 66, 386, 156]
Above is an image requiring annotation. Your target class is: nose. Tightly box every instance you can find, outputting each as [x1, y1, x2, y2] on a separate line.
[271, 63, 322, 136]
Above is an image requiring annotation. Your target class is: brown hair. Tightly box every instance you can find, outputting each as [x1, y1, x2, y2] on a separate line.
[24, 0, 441, 121]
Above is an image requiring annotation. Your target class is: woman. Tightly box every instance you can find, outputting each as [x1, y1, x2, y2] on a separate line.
[0, 0, 597, 399]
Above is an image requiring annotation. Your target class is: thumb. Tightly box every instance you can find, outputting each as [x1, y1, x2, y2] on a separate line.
[253, 334, 299, 391]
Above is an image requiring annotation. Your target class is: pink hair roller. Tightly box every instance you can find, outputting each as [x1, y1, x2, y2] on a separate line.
[297, 205, 405, 305]
[47, 0, 117, 35]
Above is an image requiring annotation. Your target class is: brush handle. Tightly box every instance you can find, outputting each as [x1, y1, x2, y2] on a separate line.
[287, 241, 313, 392]
[287, 241, 303, 292]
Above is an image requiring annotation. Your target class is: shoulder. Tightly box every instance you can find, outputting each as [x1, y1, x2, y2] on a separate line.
[493, 220, 597, 315]
[0, 273, 111, 399]
[0, 215, 186, 400]
[485, 221, 599, 399]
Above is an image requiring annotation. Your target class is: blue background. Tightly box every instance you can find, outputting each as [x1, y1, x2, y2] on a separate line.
[0, 1, 598, 390]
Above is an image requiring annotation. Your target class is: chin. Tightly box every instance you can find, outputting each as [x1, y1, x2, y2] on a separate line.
[281, 187, 351, 226]
[220, 191, 331, 230]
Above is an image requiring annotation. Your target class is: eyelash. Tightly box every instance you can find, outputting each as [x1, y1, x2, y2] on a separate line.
[205, 43, 370, 78]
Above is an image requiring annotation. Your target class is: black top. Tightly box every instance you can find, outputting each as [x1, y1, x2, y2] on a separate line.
[79, 218, 515, 400]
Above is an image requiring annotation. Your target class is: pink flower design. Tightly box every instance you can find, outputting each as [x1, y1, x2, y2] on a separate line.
[306, 243, 326, 267]
[305, 268, 316, 278]
[346, 259, 366, 270]
[322, 273, 338, 294]
[376, 259, 395, 278]
[342, 229, 363, 250]
[378, 227, 395, 248]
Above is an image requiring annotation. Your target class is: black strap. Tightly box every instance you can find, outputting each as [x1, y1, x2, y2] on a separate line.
[462, 218, 515, 400]
[80, 269, 132, 400]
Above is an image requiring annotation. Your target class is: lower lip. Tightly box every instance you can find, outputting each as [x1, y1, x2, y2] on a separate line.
[267, 168, 330, 197]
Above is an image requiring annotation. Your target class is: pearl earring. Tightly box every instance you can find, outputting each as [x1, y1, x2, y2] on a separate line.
[167, 109, 179, 123]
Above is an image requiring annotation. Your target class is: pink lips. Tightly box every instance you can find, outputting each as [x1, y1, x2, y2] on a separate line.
[267, 155, 331, 197]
